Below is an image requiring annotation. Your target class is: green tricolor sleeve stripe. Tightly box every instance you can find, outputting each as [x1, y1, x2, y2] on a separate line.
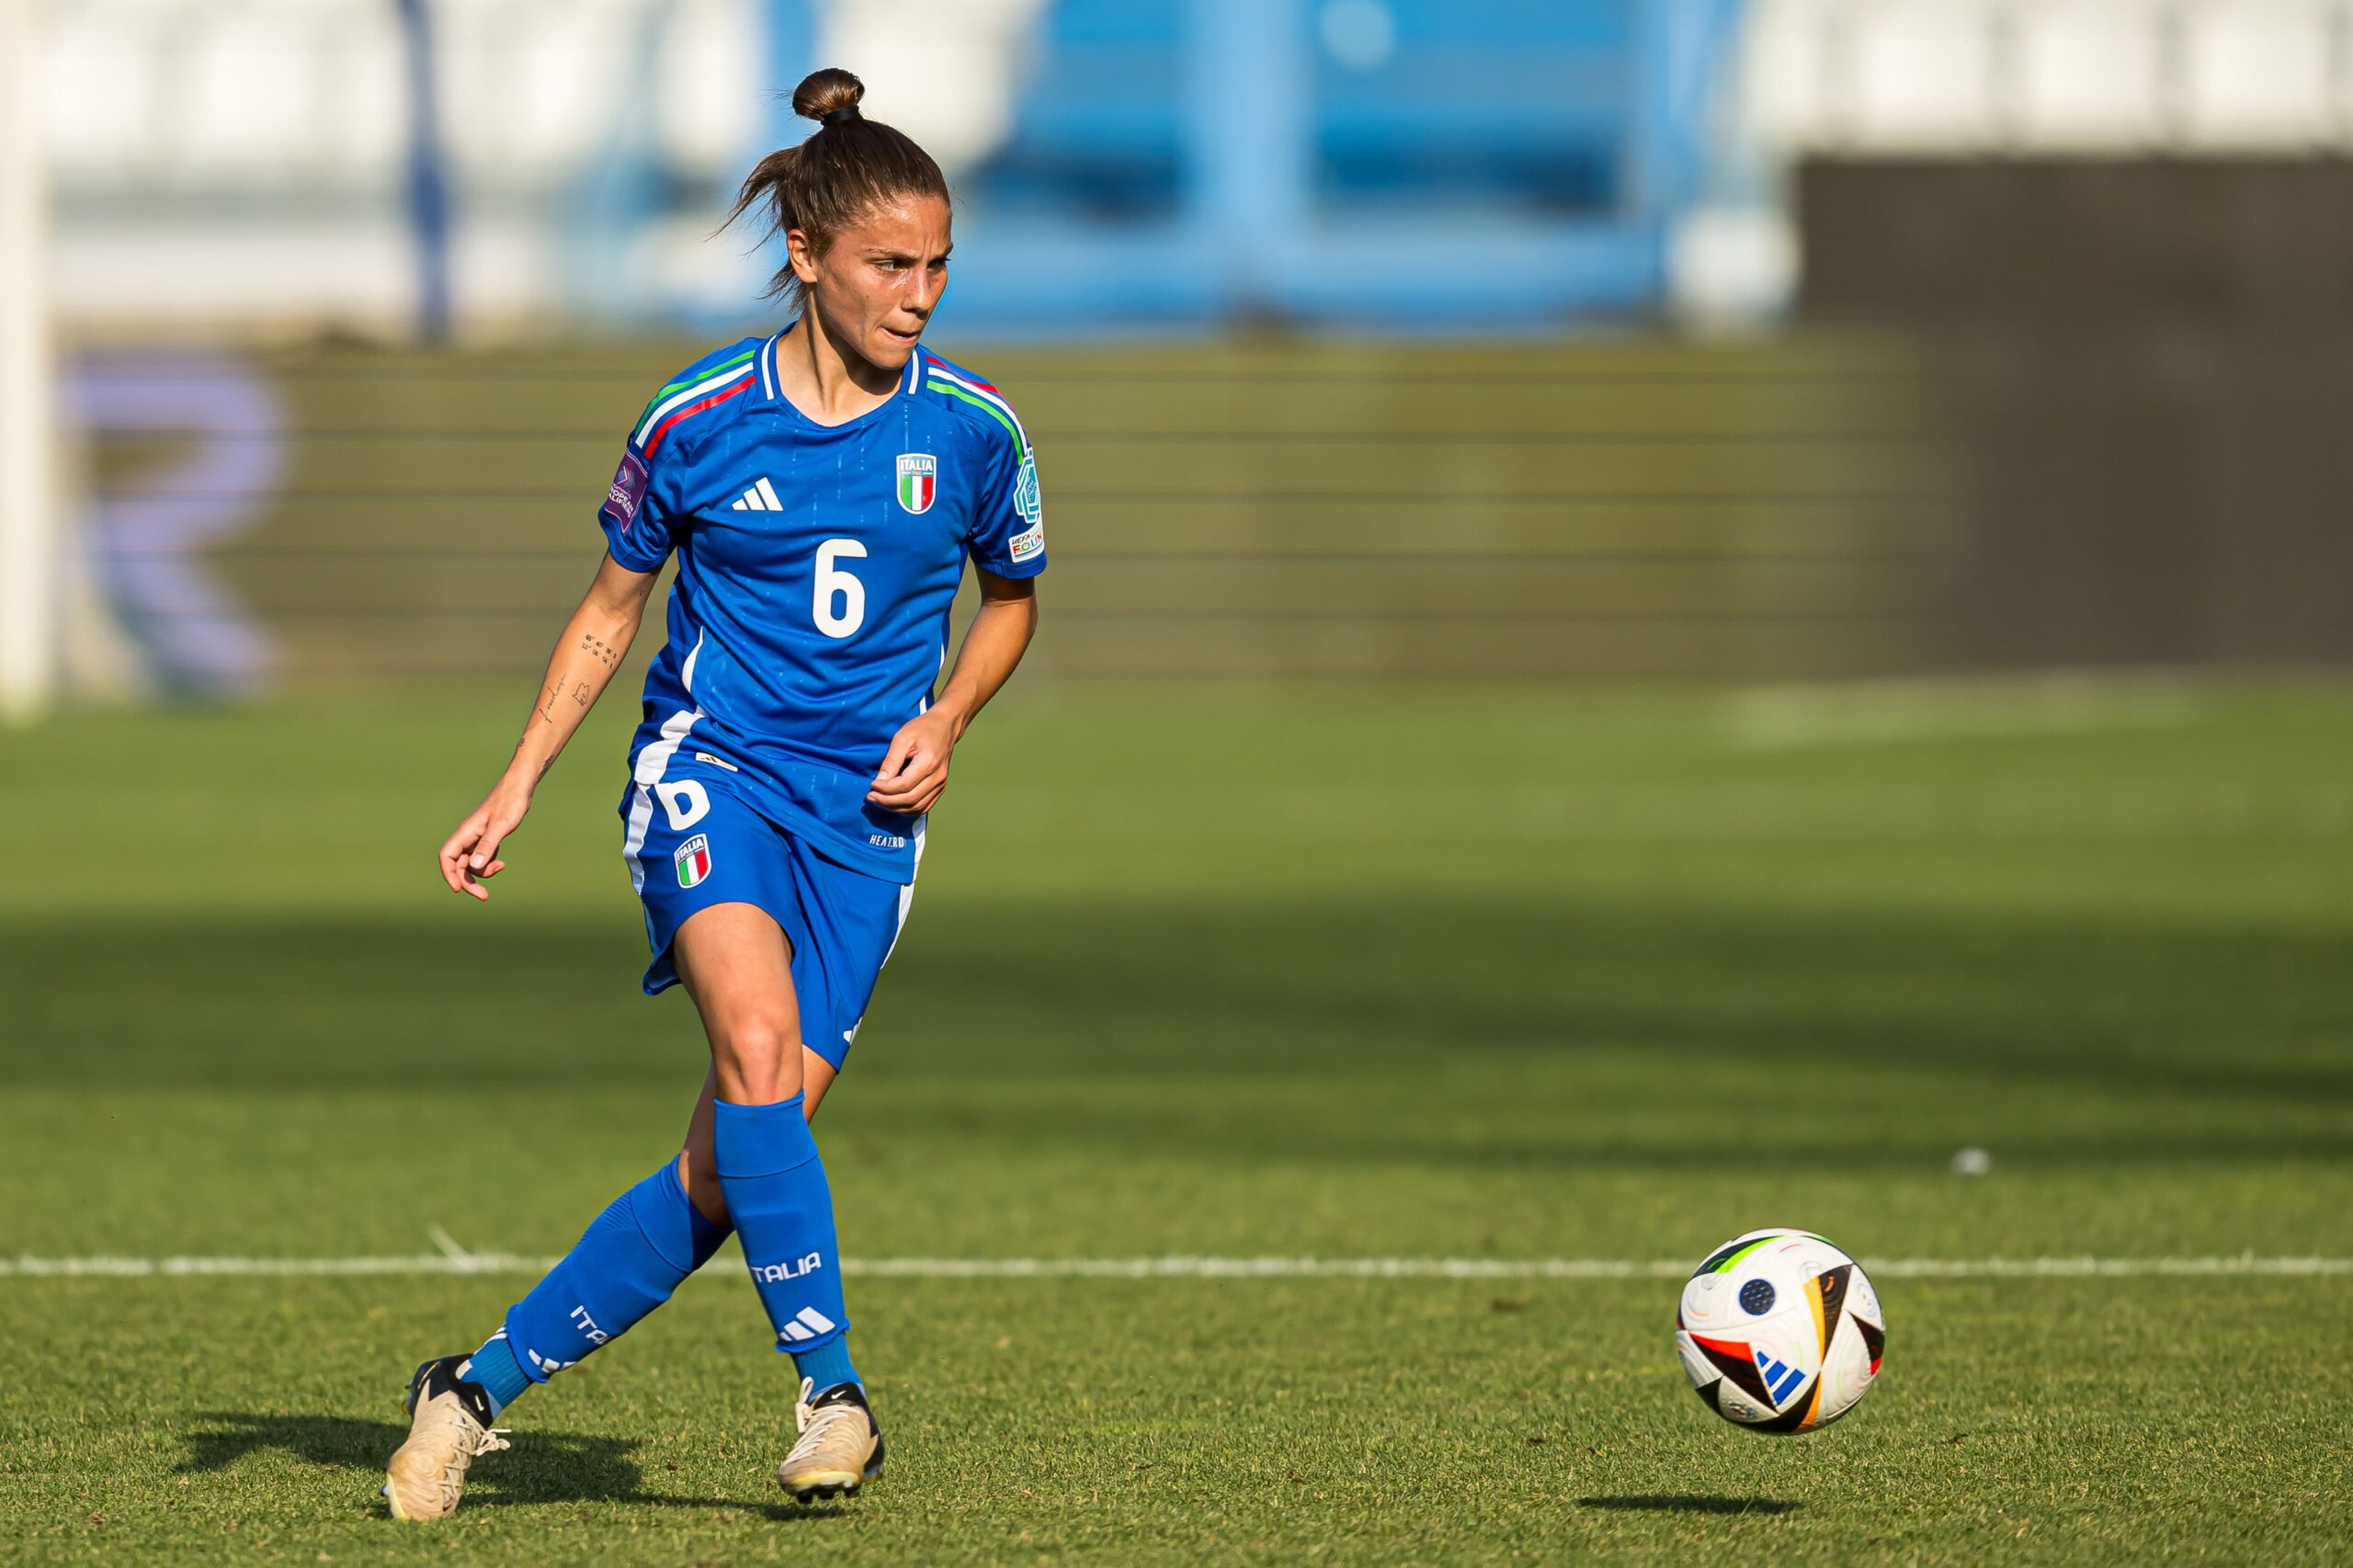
[925, 381, 1028, 460]
[634, 346, 762, 428]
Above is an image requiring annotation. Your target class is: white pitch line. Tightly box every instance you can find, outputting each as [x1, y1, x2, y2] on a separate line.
[425, 1224, 476, 1267]
[2, 1254, 2348, 1281]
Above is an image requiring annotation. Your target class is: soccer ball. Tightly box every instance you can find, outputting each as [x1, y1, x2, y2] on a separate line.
[1675, 1229, 1885, 1433]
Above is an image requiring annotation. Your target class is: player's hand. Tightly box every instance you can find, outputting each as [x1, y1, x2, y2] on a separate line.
[868, 710, 959, 815]
[438, 775, 534, 902]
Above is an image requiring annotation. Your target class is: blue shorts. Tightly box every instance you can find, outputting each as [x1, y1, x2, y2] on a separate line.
[621, 760, 913, 1071]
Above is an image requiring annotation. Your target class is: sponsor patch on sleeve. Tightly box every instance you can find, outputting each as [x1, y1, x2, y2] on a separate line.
[602, 450, 650, 530]
[1007, 522, 1044, 562]
[1013, 451, 1042, 526]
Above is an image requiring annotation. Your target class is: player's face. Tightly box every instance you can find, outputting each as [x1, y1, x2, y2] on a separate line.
[799, 196, 952, 373]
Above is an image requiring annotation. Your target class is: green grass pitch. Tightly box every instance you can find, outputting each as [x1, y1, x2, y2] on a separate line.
[3, 679, 2349, 1563]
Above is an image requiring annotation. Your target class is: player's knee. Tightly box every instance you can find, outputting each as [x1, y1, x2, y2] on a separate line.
[711, 1017, 804, 1104]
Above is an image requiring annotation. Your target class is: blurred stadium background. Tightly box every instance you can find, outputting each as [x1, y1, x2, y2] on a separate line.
[14, 0, 2353, 702]
[6, 3, 2353, 1561]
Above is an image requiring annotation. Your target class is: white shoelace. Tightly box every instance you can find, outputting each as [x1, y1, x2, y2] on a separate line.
[428, 1405, 507, 1472]
[789, 1376, 865, 1461]
[794, 1403, 861, 1450]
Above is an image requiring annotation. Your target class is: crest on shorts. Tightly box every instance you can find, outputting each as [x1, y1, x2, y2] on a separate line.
[895, 452, 937, 515]
[674, 834, 711, 889]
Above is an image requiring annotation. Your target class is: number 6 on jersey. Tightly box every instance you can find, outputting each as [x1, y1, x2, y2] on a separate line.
[813, 539, 868, 639]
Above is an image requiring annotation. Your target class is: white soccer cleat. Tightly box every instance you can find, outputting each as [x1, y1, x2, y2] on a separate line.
[382, 1355, 510, 1520]
[778, 1377, 885, 1503]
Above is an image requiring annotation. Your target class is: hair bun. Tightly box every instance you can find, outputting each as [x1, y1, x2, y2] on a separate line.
[792, 68, 865, 125]
[726, 65, 949, 305]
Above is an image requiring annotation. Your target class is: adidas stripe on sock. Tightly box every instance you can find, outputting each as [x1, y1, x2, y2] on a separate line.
[710, 1096, 855, 1362]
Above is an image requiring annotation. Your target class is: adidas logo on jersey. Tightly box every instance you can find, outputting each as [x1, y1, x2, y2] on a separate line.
[731, 476, 785, 512]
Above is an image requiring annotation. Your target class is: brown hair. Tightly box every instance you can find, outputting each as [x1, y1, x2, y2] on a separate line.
[724, 68, 951, 302]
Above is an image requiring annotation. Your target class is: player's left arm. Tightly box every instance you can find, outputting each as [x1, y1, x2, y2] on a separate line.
[867, 569, 1038, 814]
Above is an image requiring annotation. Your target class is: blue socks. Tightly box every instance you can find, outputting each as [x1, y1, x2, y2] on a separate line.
[455, 1096, 862, 1417]
[710, 1096, 859, 1388]
[460, 1329, 531, 1414]
[462, 1158, 731, 1415]
[790, 1331, 860, 1395]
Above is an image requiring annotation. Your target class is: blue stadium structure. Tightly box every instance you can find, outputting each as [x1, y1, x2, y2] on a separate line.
[750, 0, 1747, 332]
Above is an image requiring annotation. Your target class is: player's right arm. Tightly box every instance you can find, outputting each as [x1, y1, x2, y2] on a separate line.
[438, 553, 658, 901]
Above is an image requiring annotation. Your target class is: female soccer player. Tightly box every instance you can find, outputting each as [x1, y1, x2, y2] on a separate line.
[382, 69, 1043, 1519]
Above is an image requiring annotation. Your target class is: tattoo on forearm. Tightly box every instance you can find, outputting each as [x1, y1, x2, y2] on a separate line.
[572, 681, 592, 709]
[538, 682, 562, 724]
[580, 632, 619, 670]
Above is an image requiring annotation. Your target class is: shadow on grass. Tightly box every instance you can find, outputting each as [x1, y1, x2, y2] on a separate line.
[17, 900, 2353, 1175]
[179, 1413, 820, 1519]
[1579, 1494, 1802, 1517]
[15, 899, 2353, 1112]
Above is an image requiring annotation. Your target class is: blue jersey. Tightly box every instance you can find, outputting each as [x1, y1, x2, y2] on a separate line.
[597, 332, 1046, 884]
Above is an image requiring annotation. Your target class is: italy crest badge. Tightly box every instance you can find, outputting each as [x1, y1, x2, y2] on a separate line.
[895, 453, 937, 515]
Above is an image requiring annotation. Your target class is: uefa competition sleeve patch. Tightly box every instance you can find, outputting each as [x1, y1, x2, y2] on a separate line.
[1014, 451, 1041, 525]
[1006, 449, 1044, 561]
[603, 450, 651, 531]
